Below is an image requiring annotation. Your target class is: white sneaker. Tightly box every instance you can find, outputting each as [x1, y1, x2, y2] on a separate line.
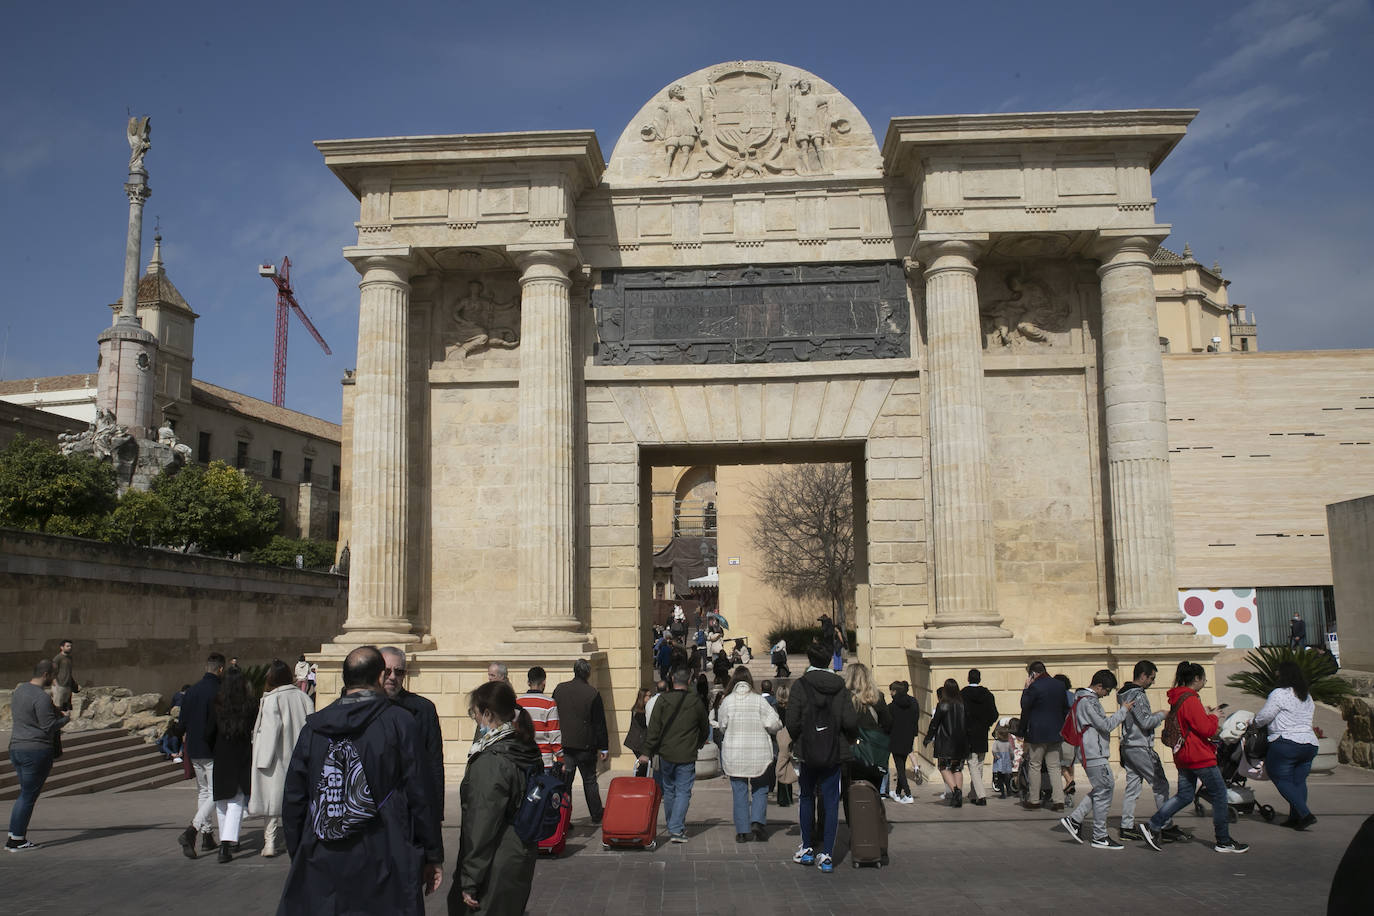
[172, 756, 182, 763]
[898, 794, 914, 805]
[793, 845, 815, 865]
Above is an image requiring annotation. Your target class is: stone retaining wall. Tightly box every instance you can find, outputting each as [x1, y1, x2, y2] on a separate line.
[1, 528, 347, 699]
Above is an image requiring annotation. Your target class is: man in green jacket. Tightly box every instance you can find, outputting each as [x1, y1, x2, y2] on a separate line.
[637, 667, 709, 844]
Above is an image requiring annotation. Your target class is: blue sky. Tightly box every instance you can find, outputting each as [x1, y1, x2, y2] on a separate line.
[3, 0, 1370, 423]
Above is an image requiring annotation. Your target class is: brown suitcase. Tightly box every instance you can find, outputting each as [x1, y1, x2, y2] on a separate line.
[847, 779, 888, 867]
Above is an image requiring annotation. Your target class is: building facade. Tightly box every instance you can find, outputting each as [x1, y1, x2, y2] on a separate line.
[312, 61, 1247, 778]
[0, 240, 342, 542]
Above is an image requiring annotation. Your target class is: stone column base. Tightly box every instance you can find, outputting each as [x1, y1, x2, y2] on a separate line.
[305, 648, 612, 784]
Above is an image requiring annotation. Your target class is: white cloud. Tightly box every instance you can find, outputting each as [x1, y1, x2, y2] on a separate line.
[1194, 11, 1327, 86]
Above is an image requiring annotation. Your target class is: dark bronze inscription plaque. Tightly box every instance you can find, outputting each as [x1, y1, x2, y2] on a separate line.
[591, 263, 910, 365]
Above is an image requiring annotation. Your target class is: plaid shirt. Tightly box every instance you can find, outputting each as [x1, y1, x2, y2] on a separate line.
[717, 684, 783, 779]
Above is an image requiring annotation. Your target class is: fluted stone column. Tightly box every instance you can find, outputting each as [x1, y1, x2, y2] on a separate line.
[512, 249, 582, 638]
[340, 253, 418, 644]
[1097, 235, 1192, 636]
[919, 239, 1010, 641]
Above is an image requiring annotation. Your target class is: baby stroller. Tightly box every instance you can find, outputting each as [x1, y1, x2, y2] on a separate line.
[1191, 710, 1276, 824]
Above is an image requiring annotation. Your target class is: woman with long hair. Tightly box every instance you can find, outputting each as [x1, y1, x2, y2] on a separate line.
[773, 681, 797, 807]
[1140, 662, 1248, 853]
[717, 666, 783, 843]
[211, 665, 257, 862]
[624, 686, 652, 759]
[922, 678, 969, 807]
[448, 680, 541, 915]
[249, 659, 314, 857]
[1253, 659, 1320, 829]
[843, 663, 892, 792]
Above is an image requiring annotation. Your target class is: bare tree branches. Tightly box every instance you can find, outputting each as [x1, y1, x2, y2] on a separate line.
[749, 462, 855, 631]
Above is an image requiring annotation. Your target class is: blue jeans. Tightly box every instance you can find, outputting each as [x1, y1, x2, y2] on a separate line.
[798, 763, 842, 856]
[659, 760, 696, 837]
[8, 748, 54, 838]
[1149, 764, 1230, 842]
[1266, 737, 1318, 819]
[729, 776, 767, 833]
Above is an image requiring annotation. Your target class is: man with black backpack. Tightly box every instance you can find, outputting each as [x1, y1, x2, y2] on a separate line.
[784, 640, 858, 874]
[278, 646, 443, 914]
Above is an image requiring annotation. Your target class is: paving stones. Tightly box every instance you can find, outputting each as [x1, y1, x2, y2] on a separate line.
[2, 767, 1371, 914]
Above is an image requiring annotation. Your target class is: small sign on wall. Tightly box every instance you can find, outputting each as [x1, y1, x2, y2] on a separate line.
[728, 557, 740, 565]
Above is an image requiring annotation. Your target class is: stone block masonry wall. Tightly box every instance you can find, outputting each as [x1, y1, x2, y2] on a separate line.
[985, 371, 1103, 642]
[0, 529, 347, 698]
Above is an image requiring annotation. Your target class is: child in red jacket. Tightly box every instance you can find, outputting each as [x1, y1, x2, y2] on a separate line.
[1139, 662, 1249, 854]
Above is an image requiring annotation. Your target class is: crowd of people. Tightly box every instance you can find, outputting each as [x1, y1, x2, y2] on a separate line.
[1, 634, 1340, 913]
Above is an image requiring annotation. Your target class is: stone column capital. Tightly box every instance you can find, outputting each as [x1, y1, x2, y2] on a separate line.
[124, 181, 151, 205]
[510, 246, 579, 283]
[344, 246, 414, 282]
[913, 236, 987, 277]
[1092, 231, 1167, 273]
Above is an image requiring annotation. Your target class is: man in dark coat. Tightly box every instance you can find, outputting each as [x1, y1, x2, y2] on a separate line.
[1020, 659, 1068, 811]
[177, 652, 224, 856]
[380, 646, 446, 821]
[961, 669, 999, 806]
[1289, 613, 1307, 649]
[552, 659, 609, 824]
[278, 646, 443, 915]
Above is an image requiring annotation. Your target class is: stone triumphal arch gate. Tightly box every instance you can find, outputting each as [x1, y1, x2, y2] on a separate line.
[315, 62, 1214, 778]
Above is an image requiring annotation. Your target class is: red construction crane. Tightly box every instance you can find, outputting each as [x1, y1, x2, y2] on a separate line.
[258, 256, 332, 407]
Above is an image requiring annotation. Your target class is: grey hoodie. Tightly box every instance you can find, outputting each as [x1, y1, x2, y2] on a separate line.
[1116, 683, 1168, 749]
[1069, 688, 1131, 766]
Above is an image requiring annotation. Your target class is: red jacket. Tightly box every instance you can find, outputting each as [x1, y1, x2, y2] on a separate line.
[1167, 686, 1220, 770]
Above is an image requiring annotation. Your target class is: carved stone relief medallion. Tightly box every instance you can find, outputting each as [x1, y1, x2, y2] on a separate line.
[976, 261, 1075, 349]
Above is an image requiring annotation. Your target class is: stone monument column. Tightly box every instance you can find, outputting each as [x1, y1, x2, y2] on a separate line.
[511, 247, 584, 640]
[1096, 234, 1192, 636]
[917, 238, 1010, 641]
[96, 117, 159, 439]
[340, 251, 418, 644]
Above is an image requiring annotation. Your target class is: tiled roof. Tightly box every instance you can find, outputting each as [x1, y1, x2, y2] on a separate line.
[1152, 246, 1189, 265]
[192, 379, 341, 443]
[0, 373, 96, 396]
[137, 270, 195, 314]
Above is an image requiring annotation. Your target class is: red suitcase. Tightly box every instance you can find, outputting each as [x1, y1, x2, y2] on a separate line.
[538, 790, 573, 857]
[601, 768, 661, 850]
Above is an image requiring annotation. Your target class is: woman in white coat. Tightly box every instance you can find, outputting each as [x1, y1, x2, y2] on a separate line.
[717, 666, 782, 844]
[249, 659, 314, 856]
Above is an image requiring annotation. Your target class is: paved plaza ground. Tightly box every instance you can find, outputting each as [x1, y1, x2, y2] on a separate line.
[3, 761, 1371, 915]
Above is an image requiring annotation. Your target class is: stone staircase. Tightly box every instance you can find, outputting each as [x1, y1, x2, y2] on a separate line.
[0, 728, 186, 800]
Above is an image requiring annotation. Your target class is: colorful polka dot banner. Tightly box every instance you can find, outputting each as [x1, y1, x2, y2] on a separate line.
[1178, 588, 1259, 649]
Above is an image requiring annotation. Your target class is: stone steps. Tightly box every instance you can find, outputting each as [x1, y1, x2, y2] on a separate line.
[0, 727, 185, 800]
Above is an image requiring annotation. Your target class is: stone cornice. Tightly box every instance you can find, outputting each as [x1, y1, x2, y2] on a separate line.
[316, 130, 605, 197]
[882, 109, 1197, 175]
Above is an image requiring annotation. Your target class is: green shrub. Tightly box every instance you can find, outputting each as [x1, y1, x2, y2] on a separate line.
[248, 535, 337, 569]
[764, 625, 858, 654]
[1226, 645, 1353, 706]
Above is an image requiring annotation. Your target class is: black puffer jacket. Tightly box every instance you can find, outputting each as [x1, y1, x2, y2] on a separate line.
[887, 693, 920, 756]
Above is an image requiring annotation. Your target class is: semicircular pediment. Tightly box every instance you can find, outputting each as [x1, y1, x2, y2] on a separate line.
[605, 61, 882, 186]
